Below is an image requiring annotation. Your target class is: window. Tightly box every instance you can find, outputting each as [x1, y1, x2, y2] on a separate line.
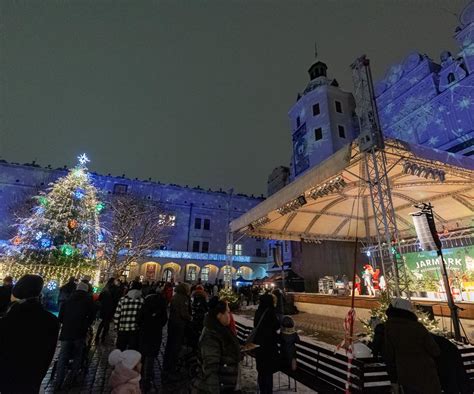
[296, 116, 301, 128]
[113, 183, 128, 194]
[202, 241, 209, 253]
[201, 267, 210, 282]
[335, 100, 343, 113]
[192, 241, 200, 252]
[237, 267, 244, 277]
[187, 266, 197, 281]
[227, 243, 233, 255]
[256, 248, 262, 257]
[314, 127, 323, 141]
[162, 268, 173, 282]
[194, 218, 202, 229]
[312, 103, 320, 116]
[447, 73, 455, 84]
[284, 242, 289, 253]
[203, 218, 210, 230]
[235, 244, 242, 256]
[338, 125, 346, 138]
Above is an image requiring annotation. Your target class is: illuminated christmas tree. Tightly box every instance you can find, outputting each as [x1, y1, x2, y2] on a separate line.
[11, 154, 105, 268]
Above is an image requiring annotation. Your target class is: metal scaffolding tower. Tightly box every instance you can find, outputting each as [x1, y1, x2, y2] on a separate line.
[351, 55, 409, 297]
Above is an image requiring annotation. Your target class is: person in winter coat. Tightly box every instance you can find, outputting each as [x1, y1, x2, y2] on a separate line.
[0, 275, 13, 316]
[114, 281, 144, 351]
[55, 281, 96, 389]
[0, 274, 60, 393]
[96, 278, 117, 344]
[138, 289, 168, 391]
[194, 299, 241, 393]
[163, 282, 192, 379]
[384, 298, 441, 394]
[110, 278, 124, 309]
[280, 316, 300, 371]
[58, 276, 76, 312]
[163, 281, 174, 304]
[432, 334, 471, 394]
[254, 293, 280, 394]
[190, 285, 209, 348]
[108, 349, 142, 394]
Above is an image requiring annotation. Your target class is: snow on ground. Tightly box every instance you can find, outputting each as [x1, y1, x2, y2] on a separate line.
[234, 312, 344, 355]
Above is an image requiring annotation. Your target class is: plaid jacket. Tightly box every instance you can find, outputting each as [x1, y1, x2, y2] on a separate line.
[113, 290, 144, 332]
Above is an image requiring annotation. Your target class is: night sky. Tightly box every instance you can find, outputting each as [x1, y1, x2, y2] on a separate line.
[1, 0, 469, 195]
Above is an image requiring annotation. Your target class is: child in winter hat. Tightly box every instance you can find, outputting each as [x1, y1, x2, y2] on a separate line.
[280, 316, 300, 371]
[108, 349, 142, 394]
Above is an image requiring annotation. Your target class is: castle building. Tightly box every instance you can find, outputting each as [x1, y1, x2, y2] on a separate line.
[0, 160, 271, 283]
[375, 6, 474, 156]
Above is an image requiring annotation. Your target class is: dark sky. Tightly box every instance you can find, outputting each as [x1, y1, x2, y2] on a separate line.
[1, 0, 469, 195]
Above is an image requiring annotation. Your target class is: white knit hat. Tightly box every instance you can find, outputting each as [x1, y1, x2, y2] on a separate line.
[108, 349, 141, 370]
[391, 297, 413, 312]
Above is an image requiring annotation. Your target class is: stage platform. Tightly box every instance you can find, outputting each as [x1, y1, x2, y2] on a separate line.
[290, 292, 474, 338]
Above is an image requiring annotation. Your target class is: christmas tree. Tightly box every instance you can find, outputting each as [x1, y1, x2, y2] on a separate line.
[11, 154, 105, 268]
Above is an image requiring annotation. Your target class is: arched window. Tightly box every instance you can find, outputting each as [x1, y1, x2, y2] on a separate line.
[447, 73, 455, 84]
[162, 268, 173, 282]
[187, 266, 197, 281]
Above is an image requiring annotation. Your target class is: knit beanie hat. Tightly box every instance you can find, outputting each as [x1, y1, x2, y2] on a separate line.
[108, 349, 141, 370]
[12, 274, 44, 299]
[281, 315, 295, 329]
[76, 282, 89, 292]
[130, 281, 142, 291]
[391, 297, 413, 312]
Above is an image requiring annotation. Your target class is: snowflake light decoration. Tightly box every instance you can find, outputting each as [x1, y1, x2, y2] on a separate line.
[74, 188, 85, 199]
[40, 238, 51, 249]
[46, 280, 57, 291]
[457, 97, 471, 109]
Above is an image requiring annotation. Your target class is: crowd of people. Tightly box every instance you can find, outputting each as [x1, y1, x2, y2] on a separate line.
[0, 272, 472, 393]
[0, 273, 299, 394]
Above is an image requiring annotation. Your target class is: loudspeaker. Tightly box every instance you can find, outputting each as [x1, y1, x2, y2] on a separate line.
[273, 244, 283, 267]
[411, 211, 442, 251]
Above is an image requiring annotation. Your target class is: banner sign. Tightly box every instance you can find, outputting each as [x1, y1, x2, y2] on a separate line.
[403, 245, 474, 276]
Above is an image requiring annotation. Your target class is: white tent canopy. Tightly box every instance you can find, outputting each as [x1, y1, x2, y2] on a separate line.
[230, 139, 474, 243]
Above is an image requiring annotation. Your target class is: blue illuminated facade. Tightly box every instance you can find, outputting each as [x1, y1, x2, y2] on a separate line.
[0, 160, 271, 282]
[375, 3, 473, 156]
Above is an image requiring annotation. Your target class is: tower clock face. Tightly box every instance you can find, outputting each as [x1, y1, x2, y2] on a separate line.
[293, 124, 309, 176]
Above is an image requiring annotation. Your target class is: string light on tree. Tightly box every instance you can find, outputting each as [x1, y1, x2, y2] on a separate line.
[9, 153, 104, 272]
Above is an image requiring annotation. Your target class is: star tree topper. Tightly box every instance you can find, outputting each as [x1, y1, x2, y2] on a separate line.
[77, 153, 90, 167]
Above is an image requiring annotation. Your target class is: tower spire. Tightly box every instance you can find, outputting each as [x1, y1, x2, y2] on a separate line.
[314, 42, 318, 60]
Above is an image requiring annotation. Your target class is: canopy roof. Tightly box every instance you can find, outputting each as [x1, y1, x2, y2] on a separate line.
[230, 139, 474, 243]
